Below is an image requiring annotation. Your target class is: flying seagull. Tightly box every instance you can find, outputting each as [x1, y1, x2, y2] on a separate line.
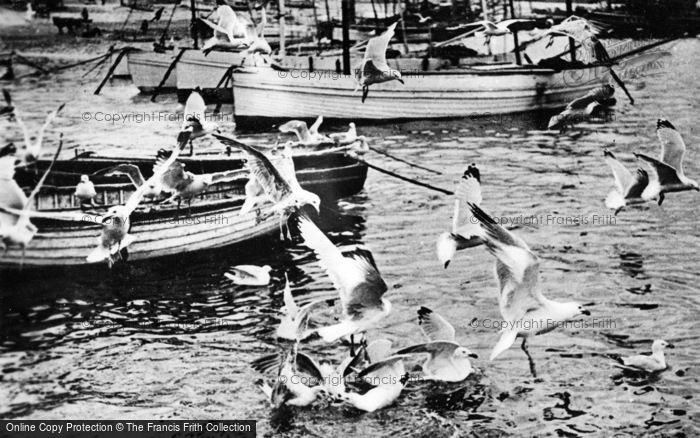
[296, 214, 390, 346]
[603, 149, 649, 213]
[469, 202, 590, 377]
[213, 134, 320, 234]
[436, 164, 485, 269]
[178, 90, 220, 155]
[354, 21, 404, 103]
[634, 119, 699, 205]
[276, 273, 328, 341]
[396, 306, 478, 382]
[13, 102, 65, 165]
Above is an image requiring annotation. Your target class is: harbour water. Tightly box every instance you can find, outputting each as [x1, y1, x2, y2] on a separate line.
[1, 38, 699, 436]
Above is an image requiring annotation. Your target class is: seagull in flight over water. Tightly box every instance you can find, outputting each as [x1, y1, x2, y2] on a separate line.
[396, 306, 478, 382]
[468, 202, 590, 377]
[436, 164, 485, 269]
[296, 214, 391, 348]
[276, 273, 328, 341]
[603, 149, 650, 214]
[13, 102, 65, 165]
[355, 21, 404, 103]
[178, 90, 220, 155]
[213, 134, 320, 237]
[634, 119, 699, 205]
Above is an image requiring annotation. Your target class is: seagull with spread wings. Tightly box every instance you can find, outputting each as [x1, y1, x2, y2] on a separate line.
[436, 164, 485, 269]
[177, 90, 220, 155]
[213, 134, 320, 235]
[0, 132, 193, 267]
[613, 339, 674, 373]
[634, 119, 699, 205]
[469, 203, 590, 377]
[603, 149, 650, 214]
[240, 6, 271, 65]
[295, 214, 390, 346]
[13, 102, 65, 165]
[355, 21, 404, 103]
[252, 350, 331, 407]
[279, 116, 331, 146]
[329, 123, 358, 146]
[548, 84, 615, 131]
[0, 135, 63, 262]
[276, 273, 328, 341]
[396, 306, 478, 382]
[95, 163, 163, 200]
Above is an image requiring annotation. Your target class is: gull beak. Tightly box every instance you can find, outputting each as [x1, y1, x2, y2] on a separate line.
[469, 352, 478, 359]
[443, 260, 450, 269]
[397, 78, 405, 85]
[581, 309, 591, 316]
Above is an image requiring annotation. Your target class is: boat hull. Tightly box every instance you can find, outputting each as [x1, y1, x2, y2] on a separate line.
[127, 50, 178, 93]
[1, 151, 367, 269]
[231, 64, 611, 122]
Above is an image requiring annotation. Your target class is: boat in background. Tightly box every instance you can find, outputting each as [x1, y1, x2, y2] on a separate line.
[2, 143, 368, 269]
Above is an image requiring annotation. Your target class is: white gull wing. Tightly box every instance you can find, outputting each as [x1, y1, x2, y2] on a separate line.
[204, 168, 248, 185]
[213, 134, 293, 203]
[12, 109, 33, 155]
[279, 120, 311, 143]
[603, 149, 633, 194]
[296, 214, 387, 313]
[452, 164, 482, 235]
[98, 164, 147, 187]
[656, 119, 686, 174]
[282, 273, 298, 316]
[22, 134, 64, 210]
[180, 91, 206, 134]
[122, 132, 189, 216]
[396, 341, 459, 357]
[308, 115, 323, 137]
[357, 355, 407, 386]
[621, 353, 665, 372]
[624, 169, 649, 199]
[363, 21, 397, 71]
[32, 103, 65, 157]
[469, 203, 543, 323]
[417, 306, 456, 342]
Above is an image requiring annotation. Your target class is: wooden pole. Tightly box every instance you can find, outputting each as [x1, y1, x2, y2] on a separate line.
[341, 0, 350, 75]
[566, 0, 576, 61]
[480, 0, 487, 20]
[190, 0, 198, 49]
[279, 0, 286, 56]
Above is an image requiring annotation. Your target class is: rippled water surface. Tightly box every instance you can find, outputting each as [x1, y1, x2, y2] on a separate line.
[1, 39, 700, 437]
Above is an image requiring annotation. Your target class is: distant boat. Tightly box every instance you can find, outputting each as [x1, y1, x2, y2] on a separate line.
[2, 144, 367, 269]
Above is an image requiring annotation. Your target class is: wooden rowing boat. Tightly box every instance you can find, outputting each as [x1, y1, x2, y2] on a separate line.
[1, 145, 367, 269]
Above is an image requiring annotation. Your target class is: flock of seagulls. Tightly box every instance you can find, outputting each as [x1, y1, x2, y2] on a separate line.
[200, 4, 272, 62]
[246, 117, 689, 416]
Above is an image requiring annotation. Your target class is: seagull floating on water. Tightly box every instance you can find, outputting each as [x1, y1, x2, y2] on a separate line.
[334, 355, 409, 412]
[296, 214, 390, 346]
[397, 306, 477, 382]
[469, 202, 590, 377]
[634, 119, 699, 205]
[225, 264, 272, 286]
[613, 339, 674, 373]
[603, 149, 650, 213]
[437, 164, 485, 269]
[355, 21, 404, 103]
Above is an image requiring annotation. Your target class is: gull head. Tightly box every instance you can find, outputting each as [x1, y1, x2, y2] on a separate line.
[80, 174, 90, 183]
[652, 339, 674, 352]
[454, 346, 478, 360]
[436, 232, 457, 269]
[563, 302, 591, 318]
[390, 69, 404, 85]
[297, 190, 321, 214]
[103, 206, 128, 226]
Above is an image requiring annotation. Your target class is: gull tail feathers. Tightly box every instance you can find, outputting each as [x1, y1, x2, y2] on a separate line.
[490, 329, 518, 361]
[317, 321, 358, 343]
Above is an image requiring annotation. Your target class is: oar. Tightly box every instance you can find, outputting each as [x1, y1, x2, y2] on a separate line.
[607, 66, 633, 105]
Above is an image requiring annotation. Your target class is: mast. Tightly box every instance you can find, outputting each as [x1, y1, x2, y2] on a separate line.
[566, 0, 576, 61]
[341, 0, 350, 75]
[190, 0, 198, 49]
[279, 0, 286, 56]
[480, 0, 487, 20]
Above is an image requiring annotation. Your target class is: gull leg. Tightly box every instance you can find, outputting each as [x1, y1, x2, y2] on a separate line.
[521, 338, 537, 378]
[189, 140, 194, 156]
[361, 86, 369, 103]
[657, 193, 665, 206]
[175, 198, 181, 220]
[350, 334, 356, 357]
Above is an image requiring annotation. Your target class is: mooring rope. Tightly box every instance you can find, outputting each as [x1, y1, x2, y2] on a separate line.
[355, 157, 454, 196]
[367, 145, 443, 175]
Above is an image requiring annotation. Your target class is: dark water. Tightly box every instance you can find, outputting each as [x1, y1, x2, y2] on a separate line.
[1, 39, 700, 436]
